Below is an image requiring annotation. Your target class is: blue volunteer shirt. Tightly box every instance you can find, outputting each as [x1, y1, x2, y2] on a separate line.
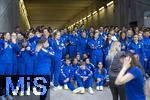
[125, 67, 145, 100]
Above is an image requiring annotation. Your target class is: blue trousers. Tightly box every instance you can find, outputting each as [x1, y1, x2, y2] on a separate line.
[59, 78, 75, 91]
[54, 54, 62, 86]
[50, 57, 55, 82]
[76, 76, 93, 88]
[96, 78, 105, 86]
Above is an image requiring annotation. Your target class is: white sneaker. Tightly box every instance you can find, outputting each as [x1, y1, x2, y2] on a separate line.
[12, 90, 18, 95]
[19, 91, 24, 96]
[16, 86, 19, 91]
[6, 95, 13, 100]
[0, 96, 6, 100]
[96, 86, 100, 91]
[50, 82, 54, 87]
[64, 84, 69, 90]
[88, 87, 94, 95]
[99, 86, 104, 91]
[53, 85, 62, 91]
[26, 90, 30, 96]
[26, 87, 30, 95]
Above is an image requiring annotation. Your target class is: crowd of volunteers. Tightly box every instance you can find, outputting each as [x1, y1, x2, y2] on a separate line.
[0, 25, 149, 100]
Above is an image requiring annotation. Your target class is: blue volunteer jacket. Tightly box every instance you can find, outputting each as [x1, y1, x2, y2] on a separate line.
[77, 36, 88, 54]
[143, 37, 150, 58]
[0, 40, 19, 64]
[94, 68, 107, 79]
[127, 41, 146, 59]
[88, 37, 104, 56]
[75, 67, 93, 78]
[60, 64, 74, 80]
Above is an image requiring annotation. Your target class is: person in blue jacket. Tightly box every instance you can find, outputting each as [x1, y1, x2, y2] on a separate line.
[94, 62, 107, 91]
[119, 32, 127, 51]
[77, 31, 88, 59]
[18, 39, 35, 75]
[34, 38, 54, 100]
[126, 29, 133, 45]
[52, 31, 65, 90]
[59, 58, 75, 91]
[35, 38, 54, 75]
[72, 58, 79, 79]
[11, 32, 20, 75]
[138, 33, 144, 43]
[127, 34, 147, 70]
[85, 58, 95, 73]
[75, 61, 94, 95]
[48, 36, 55, 86]
[17, 33, 24, 46]
[69, 31, 78, 59]
[143, 30, 150, 76]
[0, 32, 19, 75]
[60, 29, 69, 58]
[0, 32, 19, 99]
[76, 54, 82, 63]
[27, 32, 38, 75]
[88, 32, 104, 66]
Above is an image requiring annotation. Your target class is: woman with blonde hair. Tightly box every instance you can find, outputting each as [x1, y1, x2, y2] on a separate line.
[107, 41, 126, 100]
[107, 41, 121, 62]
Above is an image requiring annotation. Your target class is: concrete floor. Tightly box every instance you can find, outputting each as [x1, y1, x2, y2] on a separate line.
[12, 87, 150, 100]
[50, 87, 112, 100]
[13, 88, 112, 100]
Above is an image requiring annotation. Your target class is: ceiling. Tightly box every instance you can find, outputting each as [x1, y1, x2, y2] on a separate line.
[24, 0, 95, 29]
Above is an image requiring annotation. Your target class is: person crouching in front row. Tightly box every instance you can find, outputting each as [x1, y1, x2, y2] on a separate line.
[94, 62, 108, 91]
[74, 61, 94, 95]
[59, 58, 76, 92]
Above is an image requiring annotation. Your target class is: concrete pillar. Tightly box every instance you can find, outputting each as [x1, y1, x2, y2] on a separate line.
[0, 0, 19, 32]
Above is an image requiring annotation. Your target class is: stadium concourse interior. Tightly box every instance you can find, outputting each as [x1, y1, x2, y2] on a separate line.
[0, 0, 149, 100]
[0, 0, 150, 32]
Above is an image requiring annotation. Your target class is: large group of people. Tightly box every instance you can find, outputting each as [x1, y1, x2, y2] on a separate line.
[0, 25, 149, 100]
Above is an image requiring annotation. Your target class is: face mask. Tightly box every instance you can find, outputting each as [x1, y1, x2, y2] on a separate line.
[37, 33, 41, 37]
[29, 35, 34, 39]
[12, 35, 17, 39]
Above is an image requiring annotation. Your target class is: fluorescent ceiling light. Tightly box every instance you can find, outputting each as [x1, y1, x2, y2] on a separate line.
[87, 14, 91, 18]
[83, 17, 86, 20]
[107, 1, 114, 6]
[92, 11, 97, 15]
[99, 6, 104, 11]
